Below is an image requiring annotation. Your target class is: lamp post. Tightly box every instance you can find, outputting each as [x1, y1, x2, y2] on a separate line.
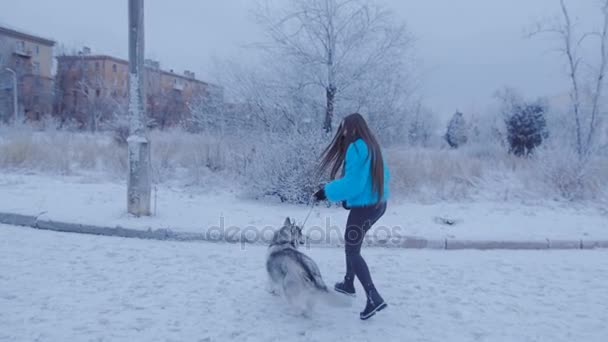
[4, 67, 18, 123]
[127, 0, 152, 216]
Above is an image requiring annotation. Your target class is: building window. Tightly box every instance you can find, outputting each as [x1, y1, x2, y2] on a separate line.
[35, 46, 40, 55]
[17, 41, 25, 51]
[33, 62, 40, 74]
[96, 89, 101, 97]
[95, 62, 100, 71]
[112, 64, 117, 72]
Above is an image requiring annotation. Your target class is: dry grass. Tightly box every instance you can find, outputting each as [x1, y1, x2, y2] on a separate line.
[0, 127, 124, 177]
[1, 126, 606, 203]
[387, 145, 608, 203]
[387, 148, 486, 201]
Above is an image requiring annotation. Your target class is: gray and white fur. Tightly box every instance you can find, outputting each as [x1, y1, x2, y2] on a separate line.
[266, 217, 350, 316]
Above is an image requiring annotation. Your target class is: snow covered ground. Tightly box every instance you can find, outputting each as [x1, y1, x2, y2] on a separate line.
[0, 173, 606, 243]
[1, 224, 607, 342]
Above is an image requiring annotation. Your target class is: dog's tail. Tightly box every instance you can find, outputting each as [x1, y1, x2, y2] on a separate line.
[316, 287, 353, 307]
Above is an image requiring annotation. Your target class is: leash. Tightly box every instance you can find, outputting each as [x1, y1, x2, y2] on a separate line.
[300, 194, 316, 229]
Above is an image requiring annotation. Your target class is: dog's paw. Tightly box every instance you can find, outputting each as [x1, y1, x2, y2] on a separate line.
[265, 280, 281, 296]
[301, 309, 313, 319]
[265, 285, 280, 296]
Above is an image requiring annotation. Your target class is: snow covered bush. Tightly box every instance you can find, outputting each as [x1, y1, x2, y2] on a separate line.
[445, 111, 468, 148]
[242, 131, 327, 204]
[532, 147, 608, 201]
[506, 102, 548, 157]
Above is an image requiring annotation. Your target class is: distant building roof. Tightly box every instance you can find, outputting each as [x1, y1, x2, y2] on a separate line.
[56, 54, 220, 87]
[0, 25, 55, 46]
[57, 54, 129, 66]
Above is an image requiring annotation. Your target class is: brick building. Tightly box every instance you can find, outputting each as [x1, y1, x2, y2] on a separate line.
[0, 25, 55, 122]
[56, 49, 223, 130]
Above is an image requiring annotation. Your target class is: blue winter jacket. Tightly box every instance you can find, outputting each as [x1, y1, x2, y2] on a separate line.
[324, 139, 390, 208]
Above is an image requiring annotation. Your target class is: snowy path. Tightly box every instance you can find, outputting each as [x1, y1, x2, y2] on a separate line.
[1, 173, 607, 242]
[1, 225, 607, 342]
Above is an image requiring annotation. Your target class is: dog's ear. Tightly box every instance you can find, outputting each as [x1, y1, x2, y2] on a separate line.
[283, 217, 291, 227]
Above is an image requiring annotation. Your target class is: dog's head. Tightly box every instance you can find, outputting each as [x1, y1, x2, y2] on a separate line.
[270, 217, 305, 248]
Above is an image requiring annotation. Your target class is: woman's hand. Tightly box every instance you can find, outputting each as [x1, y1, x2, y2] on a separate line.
[313, 188, 327, 202]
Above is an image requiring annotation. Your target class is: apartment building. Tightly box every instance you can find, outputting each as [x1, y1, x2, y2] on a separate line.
[0, 25, 55, 122]
[56, 49, 223, 130]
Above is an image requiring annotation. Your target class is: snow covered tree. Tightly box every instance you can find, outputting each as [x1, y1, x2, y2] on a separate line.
[529, 0, 608, 158]
[495, 87, 549, 156]
[186, 86, 227, 134]
[407, 102, 438, 147]
[254, 0, 413, 133]
[445, 111, 468, 148]
[505, 102, 548, 157]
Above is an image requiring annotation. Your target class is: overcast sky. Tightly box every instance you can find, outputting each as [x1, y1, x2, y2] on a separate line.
[0, 0, 602, 115]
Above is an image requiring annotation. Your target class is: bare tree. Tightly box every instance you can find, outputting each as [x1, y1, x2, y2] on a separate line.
[407, 101, 438, 147]
[77, 77, 125, 132]
[219, 60, 319, 134]
[187, 92, 226, 133]
[147, 87, 187, 130]
[254, 0, 413, 132]
[530, 0, 608, 158]
[55, 53, 126, 131]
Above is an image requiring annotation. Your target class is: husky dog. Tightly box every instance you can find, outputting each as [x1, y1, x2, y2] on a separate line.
[266, 217, 349, 316]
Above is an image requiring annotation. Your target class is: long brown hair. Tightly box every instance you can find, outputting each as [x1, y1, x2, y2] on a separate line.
[317, 113, 385, 199]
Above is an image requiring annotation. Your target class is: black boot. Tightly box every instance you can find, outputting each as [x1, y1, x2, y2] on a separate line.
[334, 278, 356, 297]
[360, 288, 387, 320]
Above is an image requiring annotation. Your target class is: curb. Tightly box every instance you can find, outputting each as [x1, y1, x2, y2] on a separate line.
[445, 240, 549, 250]
[1, 212, 607, 250]
[0, 212, 176, 240]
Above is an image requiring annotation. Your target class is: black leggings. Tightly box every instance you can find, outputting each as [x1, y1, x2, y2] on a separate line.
[343, 202, 387, 292]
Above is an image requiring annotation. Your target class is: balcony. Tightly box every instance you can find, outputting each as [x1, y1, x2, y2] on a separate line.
[173, 80, 185, 91]
[13, 48, 32, 58]
[13, 46, 32, 58]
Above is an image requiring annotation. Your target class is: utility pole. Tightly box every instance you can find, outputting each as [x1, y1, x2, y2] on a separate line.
[127, 0, 151, 216]
[4, 68, 18, 123]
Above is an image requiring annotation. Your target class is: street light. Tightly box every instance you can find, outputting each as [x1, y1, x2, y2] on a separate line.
[4, 67, 18, 123]
[127, 0, 152, 216]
